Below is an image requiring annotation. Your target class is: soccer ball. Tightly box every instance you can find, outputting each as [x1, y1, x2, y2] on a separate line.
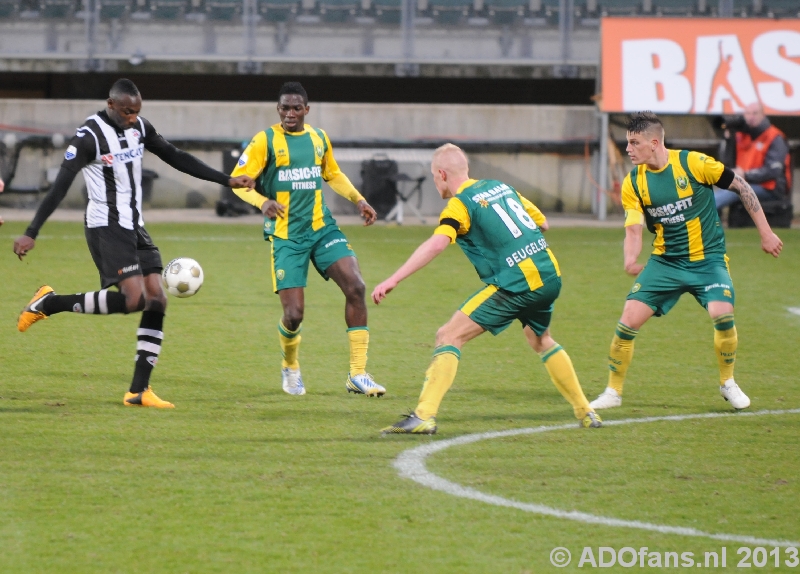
[162, 257, 204, 298]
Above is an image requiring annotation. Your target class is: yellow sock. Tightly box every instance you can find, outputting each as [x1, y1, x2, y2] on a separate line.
[713, 314, 737, 384]
[416, 345, 461, 420]
[608, 322, 638, 395]
[278, 320, 301, 369]
[540, 344, 592, 420]
[347, 327, 369, 376]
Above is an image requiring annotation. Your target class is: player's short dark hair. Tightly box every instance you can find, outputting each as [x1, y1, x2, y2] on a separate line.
[278, 82, 308, 105]
[109, 79, 140, 101]
[627, 111, 663, 136]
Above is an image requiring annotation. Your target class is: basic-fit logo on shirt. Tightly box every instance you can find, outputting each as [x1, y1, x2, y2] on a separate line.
[278, 166, 322, 181]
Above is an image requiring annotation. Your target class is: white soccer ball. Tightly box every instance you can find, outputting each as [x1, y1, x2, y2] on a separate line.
[162, 257, 204, 298]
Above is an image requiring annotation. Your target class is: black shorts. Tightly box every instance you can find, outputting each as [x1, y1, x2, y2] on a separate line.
[85, 225, 163, 289]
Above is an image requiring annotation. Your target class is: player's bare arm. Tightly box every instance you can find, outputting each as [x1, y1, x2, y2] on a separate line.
[728, 174, 783, 258]
[372, 234, 450, 304]
[356, 200, 377, 226]
[623, 224, 644, 276]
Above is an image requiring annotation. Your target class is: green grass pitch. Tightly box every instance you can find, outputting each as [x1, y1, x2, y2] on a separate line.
[1, 221, 798, 573]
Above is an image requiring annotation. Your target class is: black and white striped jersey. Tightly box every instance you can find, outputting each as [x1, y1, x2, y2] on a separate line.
[24, 109, 231, 240]
[64, 111, 153, 230]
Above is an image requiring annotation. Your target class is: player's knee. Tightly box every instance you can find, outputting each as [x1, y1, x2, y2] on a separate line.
[125, 293, 146, 313]
[145, 293, 167, 314]
[283, 308, 304, 329]
[435, 325, 457, 347]
[343, 277, 366, 302]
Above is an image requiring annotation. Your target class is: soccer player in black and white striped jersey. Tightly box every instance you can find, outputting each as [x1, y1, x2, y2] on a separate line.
[13, 79, 256, 408]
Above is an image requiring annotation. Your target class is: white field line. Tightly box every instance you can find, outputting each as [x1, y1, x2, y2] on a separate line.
[394, 408, 800, 548]
[788, 308, 800, 317]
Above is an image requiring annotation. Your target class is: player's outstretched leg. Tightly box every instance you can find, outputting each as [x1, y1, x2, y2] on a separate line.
[590, 322, 638, 410]
[279, 320, 305, 396]
[381, 345, 461, 435]
[526, 327, 601, 428]
[17, 285, 128, 332]
[345, 327, 385, 396]
[712, 313, 749, 409]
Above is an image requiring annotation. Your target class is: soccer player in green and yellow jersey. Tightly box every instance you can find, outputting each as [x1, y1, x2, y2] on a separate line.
[373, 144, 602, 434]
[230, 82, 385, 398]
[589, 111, 783, 412]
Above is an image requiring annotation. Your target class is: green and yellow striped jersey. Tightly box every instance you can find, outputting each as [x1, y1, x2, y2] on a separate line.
[622, 149, 727, 261]
[434, 179, 560, 294]
[231, 123, 363, 241]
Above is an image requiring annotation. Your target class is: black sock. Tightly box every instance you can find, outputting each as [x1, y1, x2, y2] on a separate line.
[42, 290, 127, 315]
[129, 310, 165, 394]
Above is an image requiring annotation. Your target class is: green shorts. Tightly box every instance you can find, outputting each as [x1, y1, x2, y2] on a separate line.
[628, 255, 735, 316]
[269, 227, 356, 292]
[459, 277, 561, 336]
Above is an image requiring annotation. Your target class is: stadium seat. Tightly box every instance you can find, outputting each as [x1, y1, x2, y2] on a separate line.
[150, 0, 186, 19]
[764, 0, 800, 16]
[318, 0, 358, 22]
[653, 0, 695, 14]
[536, 0, 558, 14]
[259, 0, 298, 21]
[484, 0, 525, 24]
[372, 0, 400, 23]
[206, 0, 239, 19]
[41, 0, 75, 18]
[597, 0, 640, 15]
[430, 0, 471, 24]
[99, 0, 130, 18]
[0, 0, 18, 17]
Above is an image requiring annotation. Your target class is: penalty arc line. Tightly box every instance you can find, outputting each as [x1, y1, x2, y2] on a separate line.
[393, 408, 800, 548]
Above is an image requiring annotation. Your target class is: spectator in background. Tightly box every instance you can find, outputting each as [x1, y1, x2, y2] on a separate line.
[714, 102, 792, 209]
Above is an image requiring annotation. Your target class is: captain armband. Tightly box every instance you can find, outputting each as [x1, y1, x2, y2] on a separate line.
[441, 218, 460, 232]
[715, 167, 735, 190]
[434, 219, 459, 243]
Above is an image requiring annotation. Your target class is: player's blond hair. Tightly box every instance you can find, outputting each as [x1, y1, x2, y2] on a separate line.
[432, 143, 469, 173]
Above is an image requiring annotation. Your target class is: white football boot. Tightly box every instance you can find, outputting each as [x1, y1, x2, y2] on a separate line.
[720, 379, 750, 409]
[281, 367, 306, 396]
[589, 387, 622, 410]
[346, 373, 386, 397]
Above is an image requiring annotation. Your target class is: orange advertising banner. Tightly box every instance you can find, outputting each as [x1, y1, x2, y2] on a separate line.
[601, 18, 800, 115]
